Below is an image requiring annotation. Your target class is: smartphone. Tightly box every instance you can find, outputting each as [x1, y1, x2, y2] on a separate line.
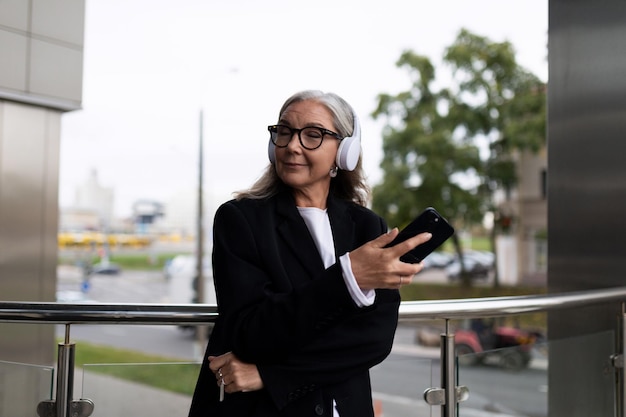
[386, 207, 455, 263]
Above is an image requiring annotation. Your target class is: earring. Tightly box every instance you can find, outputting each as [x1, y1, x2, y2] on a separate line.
[329, 166, 338, 178]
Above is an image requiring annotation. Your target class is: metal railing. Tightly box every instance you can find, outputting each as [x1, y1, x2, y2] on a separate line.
[2, 286, 626, 417]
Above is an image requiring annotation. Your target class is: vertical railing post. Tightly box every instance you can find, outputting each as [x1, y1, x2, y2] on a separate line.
[613, 302, 626, 417]
[441, 320, 456, 417]
[423, 319, 469, 415]
[37, 324, 94, 417]
[56, 325, 75, 417]
[610, 302, 625, 417]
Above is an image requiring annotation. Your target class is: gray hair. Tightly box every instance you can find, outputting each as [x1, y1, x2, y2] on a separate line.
[277, 90, 356, 138]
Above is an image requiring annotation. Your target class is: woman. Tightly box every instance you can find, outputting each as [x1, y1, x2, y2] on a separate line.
[188, 90, 431, 417]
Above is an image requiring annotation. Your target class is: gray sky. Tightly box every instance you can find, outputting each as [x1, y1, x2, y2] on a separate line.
[60, 0, 548, 217]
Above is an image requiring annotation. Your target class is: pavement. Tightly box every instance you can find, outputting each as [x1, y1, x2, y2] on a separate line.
[73, 371, 193, 417]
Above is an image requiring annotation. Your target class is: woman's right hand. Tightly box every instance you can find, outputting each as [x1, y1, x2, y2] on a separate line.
[209, 352, 264, 394]
[348, 228, 432, 290]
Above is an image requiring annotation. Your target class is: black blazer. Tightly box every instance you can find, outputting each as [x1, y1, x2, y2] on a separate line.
[189, 190, 400, 417]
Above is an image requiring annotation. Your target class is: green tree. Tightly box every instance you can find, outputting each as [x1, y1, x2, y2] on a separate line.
[372, 29, 546, 287]
[371, 50, 484, 287]
[444, 29, 546, 286]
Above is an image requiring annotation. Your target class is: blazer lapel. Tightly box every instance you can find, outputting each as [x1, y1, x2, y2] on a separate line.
[275, 192, 326, 277]
[326, 197, 355, 259]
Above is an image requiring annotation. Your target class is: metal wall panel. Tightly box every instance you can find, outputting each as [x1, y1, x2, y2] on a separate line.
[0, 30, 28, 91]
[548, 0, 626, 415]
[0, 101, 59, 364]
[0, 0, 83, 368]
[0, 0, 84, 111]
[31, 0, 85, 45]
[0, 0, 29, 31]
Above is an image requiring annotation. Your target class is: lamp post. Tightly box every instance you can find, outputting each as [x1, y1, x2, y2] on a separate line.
[195, 109, 207, 355]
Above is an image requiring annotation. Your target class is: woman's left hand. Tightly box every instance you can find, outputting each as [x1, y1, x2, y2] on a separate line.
[208, 352, 264, 393]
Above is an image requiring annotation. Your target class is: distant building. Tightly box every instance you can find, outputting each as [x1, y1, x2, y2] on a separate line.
[132, 199, 164, 234]
[59, 207, 100, 231]
[74, 169, 114, 228]
[496, 147, 547, 286]
[156, 188, 221, 242]
[158, 189, 200, 237]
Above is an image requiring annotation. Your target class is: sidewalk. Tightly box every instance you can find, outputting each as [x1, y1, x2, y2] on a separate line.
[73, 370, 193, 417]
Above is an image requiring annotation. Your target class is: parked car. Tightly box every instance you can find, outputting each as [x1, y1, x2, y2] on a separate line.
[422, 251, 454, 269]
[166, 254, 216, 334]
[55, 290, 95, 303]
[446, 251, 494, 281]
[91, 261, 121, 275]
[464, 250, 495, 267]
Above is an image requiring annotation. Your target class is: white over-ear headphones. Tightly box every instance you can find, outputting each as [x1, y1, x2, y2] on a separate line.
[268, 111, 362, 172]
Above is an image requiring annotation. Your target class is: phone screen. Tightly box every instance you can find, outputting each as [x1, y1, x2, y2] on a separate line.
[386, 207, 455, 263]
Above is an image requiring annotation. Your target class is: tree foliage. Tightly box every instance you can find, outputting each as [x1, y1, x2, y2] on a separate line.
[371, 29, 546, 285]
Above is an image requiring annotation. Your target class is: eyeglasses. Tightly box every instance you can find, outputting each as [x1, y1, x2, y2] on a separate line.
[267, 124, 342, 150]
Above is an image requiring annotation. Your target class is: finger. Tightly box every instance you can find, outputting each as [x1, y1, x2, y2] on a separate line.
[403, 274, 415, 285]
[372, 228, 400, 248]
[208, 353, 230, 373]
[388, 232, 432, 257]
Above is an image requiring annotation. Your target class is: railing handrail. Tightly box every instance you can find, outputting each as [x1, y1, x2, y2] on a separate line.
[399, 286, 626, 320]
[0, 302, 218, 325]
[1, 286, 626, 325]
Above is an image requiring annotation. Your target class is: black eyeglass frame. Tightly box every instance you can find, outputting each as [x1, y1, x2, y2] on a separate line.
[267, 124, 343, 150]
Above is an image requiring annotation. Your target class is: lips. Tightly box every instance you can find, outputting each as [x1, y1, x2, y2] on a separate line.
[283, 161, 307, 169]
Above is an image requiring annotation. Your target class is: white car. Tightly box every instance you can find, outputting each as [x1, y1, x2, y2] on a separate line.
[166, 255, 216, 305]
[446, 251, 494, 281]
[55, 290, 95, 303]
[422, 251, 454, 269]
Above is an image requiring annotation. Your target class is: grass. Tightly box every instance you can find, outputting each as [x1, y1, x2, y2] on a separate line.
[440, 235, 492, 252]
[58, 252, 189, 271]
[401, 282, 546, 301]
[66, 340, 201, 396]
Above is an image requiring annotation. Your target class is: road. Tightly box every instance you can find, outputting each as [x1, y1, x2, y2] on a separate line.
[57, 266, 546, 417]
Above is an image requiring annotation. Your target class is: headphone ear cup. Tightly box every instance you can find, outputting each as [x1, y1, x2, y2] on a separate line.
[336, 136, 360, 171]
[268, 139, 276, 164]
[336, 112, 361, 171]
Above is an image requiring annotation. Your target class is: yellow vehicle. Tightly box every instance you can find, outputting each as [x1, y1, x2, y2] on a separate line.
[58, 232, 152, 249]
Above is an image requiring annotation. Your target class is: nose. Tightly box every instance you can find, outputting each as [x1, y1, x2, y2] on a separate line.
[285, 130, 302, 152]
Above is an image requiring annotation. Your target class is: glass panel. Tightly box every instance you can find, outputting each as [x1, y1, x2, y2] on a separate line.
[0, 359, 54, 416]
[457, 339, 548, 416]
[454, 318, 548, 417]
[371, 353, 438, 417]
[457, 328, 619, 417]
[81, 362, 201, 417]
[370, 324, 440, 417]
